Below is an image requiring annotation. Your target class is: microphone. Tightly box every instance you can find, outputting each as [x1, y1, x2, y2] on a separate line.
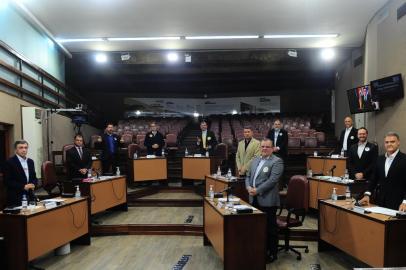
[221, 185, 234, 202]
[329, 165, 337, 176]
[327, 149, 335, 156]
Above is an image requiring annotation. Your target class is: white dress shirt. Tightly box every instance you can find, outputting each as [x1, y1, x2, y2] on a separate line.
[385, 149, 399, 177]
[357, 142, 367, 158]
[17, 154, 29, 183]
[343, 127, 352, 151]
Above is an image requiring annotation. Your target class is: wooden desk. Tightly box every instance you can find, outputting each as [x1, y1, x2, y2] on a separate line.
[205, 175, 248, 203]
[80, 176, 127, 215]
[0, 197, 90, 270]
[204, 197, 266, 270]
[91, 159, 102, 172]
[307, 156, 347, 177]
[308, 177, 367, 209]
[182, 157, 216, 180]
[131, 157, 167, 182]
[319, 200, 406, 267]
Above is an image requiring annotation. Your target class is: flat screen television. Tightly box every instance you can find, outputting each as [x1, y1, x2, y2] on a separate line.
[347, 85, 380, 114]
[370, 73, 404, 101]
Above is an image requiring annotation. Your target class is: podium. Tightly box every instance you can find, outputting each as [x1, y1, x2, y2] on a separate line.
[182, 157, 216, 181]
[307, 156, 347, 177]
[205, 175, 248, 203]
[131, 157, 167, 182]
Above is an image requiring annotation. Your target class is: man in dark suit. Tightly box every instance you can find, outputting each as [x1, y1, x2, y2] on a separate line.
[3, 140, 38, 206]
[144, 122, 165, 156]
[359, 132, 406, 211]
[337, 116, 358, 156]
[66, 134, 92, 180]
[98, 123, 122, 173]
[266, 119, 288, 161]
[196, 120, 217, 155]
[347, 127, 378, 180]
[245, 138, 284, 263]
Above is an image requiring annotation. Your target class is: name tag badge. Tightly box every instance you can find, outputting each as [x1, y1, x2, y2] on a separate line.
[149, 134, 153, 137]
[279, 133, 283, 136]
[263, 167, 269, 173]
[350, 136, 354, 140]
[365, 147, 370, 152]
[208, 137, 211, 141]
[114, 137, 117, 141]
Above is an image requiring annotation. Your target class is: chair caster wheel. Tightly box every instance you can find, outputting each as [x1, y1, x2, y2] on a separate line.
[305, 249, 309, 253]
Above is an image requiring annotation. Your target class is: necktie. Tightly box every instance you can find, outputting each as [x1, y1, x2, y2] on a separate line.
[78, 147, 83, 159]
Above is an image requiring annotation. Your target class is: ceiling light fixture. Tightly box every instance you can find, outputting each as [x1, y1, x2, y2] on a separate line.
[264, 34, 339, 39]
[57, 38, 105, 43]
[167, 52, 179, 62]
[231, 110, 238, 115]
[320, 48, 335, 61]
[185, 35, 259, 40]
[108, 36, 181, 41]
[135, 110, 141, 116]
[193, 112, 199, 117]
[95, 53, 108, 63]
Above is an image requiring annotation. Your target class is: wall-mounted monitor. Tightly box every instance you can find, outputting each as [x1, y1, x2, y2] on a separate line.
[370, 73, 404, 101]
[347, 85, 380, 114]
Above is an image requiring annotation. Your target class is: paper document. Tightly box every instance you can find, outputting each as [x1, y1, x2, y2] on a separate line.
[364, 206, 399, 217]
[218, 197, 240, 203]
[42, 198, 66, 203]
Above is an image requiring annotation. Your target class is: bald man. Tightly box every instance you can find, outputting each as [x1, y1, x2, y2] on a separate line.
[336, 116, 358, 156]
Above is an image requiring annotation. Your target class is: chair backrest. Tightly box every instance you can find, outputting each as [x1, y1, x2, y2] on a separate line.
[285, 175, 309, 211]
[136, 134, 146, 145]
[315, 132, 326, 143]
[304, 137, 318, 148]
[121, 133, 133, 146]
[288, 137, 301, 147]
[90, 135, 101, 149]
[62, 144, 74, 165]
[41, 161, 58, 194]
[165, 133, 177, 147]
[128, 143, 140, 158]
[215, 143, 228, 159]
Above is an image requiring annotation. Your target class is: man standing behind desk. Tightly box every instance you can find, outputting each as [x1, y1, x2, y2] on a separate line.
[196, 120, 217, 155]
[66, 134, 92, 179]
[144, 122, 165, 156]
[99, 123, 122, 173]
[236, 126, 260, 177]
[266, 119, 288, 162]
[359, 132, 406, 211]
[3, 140, 38, 206]
[337, 116, 358, 156]
[245, 139, 284, 263]
[347, 127, 378, 180]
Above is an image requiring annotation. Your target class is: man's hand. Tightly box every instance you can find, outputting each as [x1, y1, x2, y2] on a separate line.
[248, 187, 257, 196]
[24, 183, 35, 191]
[196, 137, 201, 144]
[355, 172, 364, 180]
[152, 144, 159, 149]
[399, 203, 406, 212]
[359, 195, 370, 206]
[79, 168, 87, 175]
[97, 137, 102, 142]
[273, 147, 279, 152]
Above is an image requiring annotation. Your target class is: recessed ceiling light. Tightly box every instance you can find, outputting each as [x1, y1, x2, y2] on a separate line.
[57, 38, 104, 43]
[108, 37, 181, 41]
[185, 35, 259, 40]
[193, 112, 199, 117]
[167, 52, 179, 62]
[231, 110, 238, 115]
[135, 110, 141, 115]
[320, 48, 335, 61]
[95, 53, 107, 63]
[264, 34, 339, 39]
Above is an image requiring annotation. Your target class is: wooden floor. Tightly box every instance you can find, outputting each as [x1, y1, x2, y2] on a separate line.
[34, 235, 361, 270]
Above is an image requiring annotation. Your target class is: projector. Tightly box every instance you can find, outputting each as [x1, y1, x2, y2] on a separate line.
[287, 50, 298, 58]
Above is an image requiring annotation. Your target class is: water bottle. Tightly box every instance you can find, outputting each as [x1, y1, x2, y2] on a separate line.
[331, 188, 337, 201]
[227, 168, 232, 178]
[307, 169, 313, 178]
[75, 185, 81, 198]
[133, 151, 138, 159]
[22, 194, 28, 210]
[340, 150, 345, 157]
[161, 148, 165, 157]
[345, 186, 351, 200]
[209, 185, 214, 201]
[205, 151, 209, 157]
[185, 147, 189, 157]
[344, 169, 349, 180]
[87, 168, 92, 179]
[116, 166, 120, 176]
[217, 166, 222, 176]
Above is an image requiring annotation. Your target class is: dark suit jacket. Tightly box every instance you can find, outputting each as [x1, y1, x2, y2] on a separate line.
[347, 142, 378, 180]
[267, 128, 288, 160]
[99, 133, 120, 160]
[367, 151, 406, 210]
[337, 127, 358, 154]
[66, 146, 92, 179]
[3, 155, 38, 206]
[144, 131, 165, 156]
[197, 130, 218, 155]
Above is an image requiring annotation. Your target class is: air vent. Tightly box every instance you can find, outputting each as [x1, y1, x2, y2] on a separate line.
[398, 2, 406, 21]
[353, 56, 363, 68]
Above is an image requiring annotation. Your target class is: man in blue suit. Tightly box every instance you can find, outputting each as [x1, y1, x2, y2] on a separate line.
[3, 140, 38, 206]
[246, 138, 284, 263]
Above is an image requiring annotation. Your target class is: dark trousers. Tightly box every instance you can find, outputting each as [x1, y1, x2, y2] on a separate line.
[102, 153, 118, 174]
[252, 197, 278, 257]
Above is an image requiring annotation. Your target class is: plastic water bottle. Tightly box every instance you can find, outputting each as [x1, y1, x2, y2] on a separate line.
[133, 151, 138, 159]
[161, 148, 165, 157]
[346, 186, 351, 200]
[87, 168, 92, 179]
[307, 169, 313, 178]
[209, 185, 214, 201]
[217, 166, 222, 176]
[344, 169, 349, 180]
[22, 194, 28, 210]
[340, 150, 345, 157]
[205, 151, 209, 157]
[227, 168, 232, 178]
[331, 188, 337, 201]
[116, 166, 120, 176]
[185, 147, 189, 157]
[75, 185, 81, 198]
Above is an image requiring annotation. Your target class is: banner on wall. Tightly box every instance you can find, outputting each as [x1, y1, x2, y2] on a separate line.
[124, 96, 280, 117]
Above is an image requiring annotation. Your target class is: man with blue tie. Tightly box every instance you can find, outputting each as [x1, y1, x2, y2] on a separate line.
[245, 138, 284, 263]
[3, 140, 38, 206]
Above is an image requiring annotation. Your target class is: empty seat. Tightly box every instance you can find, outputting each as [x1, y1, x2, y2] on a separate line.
[304, 137, 318, 148]
[288, 137, 301, 148]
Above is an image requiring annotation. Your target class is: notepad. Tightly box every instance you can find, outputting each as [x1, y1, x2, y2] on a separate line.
[364, 206, 399, 217]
